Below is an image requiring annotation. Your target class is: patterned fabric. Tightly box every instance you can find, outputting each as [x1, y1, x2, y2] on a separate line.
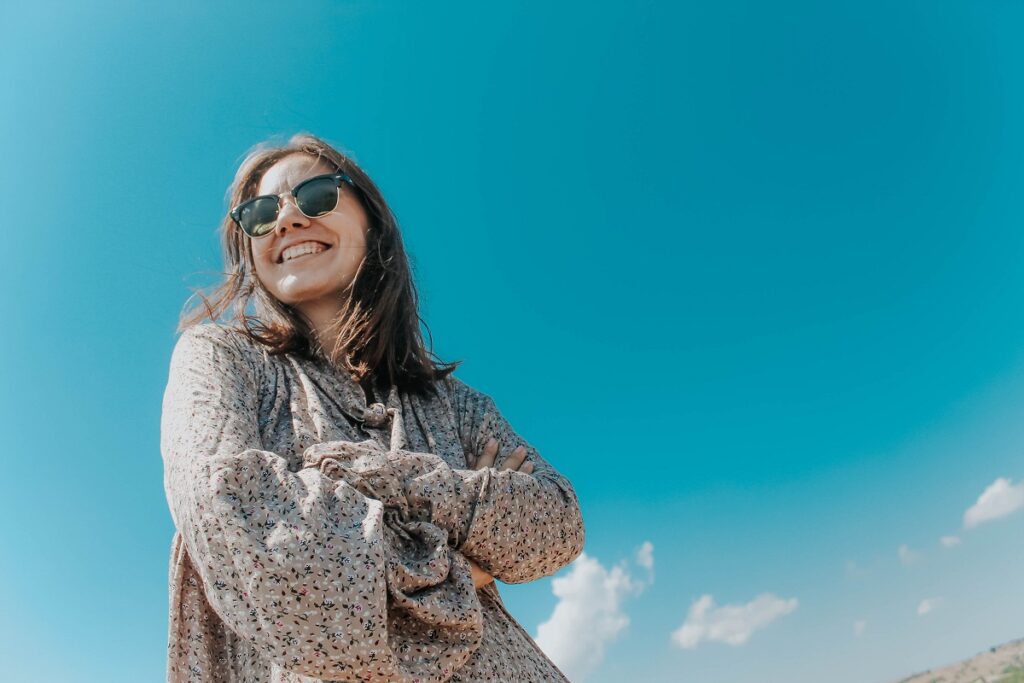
[160, 323, 586, 682]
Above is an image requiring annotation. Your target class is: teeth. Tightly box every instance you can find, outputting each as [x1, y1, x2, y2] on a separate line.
[281, 242, 327, 262]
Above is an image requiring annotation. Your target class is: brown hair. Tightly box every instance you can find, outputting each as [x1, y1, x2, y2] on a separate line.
[177, 132, 460, 398]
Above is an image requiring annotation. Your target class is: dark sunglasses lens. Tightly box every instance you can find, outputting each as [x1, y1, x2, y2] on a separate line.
[239, 197, 279, 236]
[296, 177, 339, 217]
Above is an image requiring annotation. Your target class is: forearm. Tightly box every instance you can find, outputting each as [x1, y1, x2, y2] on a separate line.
[453, 464, 586, 584]
[444, 374, 588, 583]
[302, 438, 585, 584]
[169, 446, 482, 682]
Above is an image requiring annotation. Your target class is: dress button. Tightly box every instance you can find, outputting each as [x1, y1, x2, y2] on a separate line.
[362, 402, 389, 428]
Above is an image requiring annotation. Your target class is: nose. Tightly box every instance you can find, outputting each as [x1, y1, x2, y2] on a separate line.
[274, 194, 310, 235]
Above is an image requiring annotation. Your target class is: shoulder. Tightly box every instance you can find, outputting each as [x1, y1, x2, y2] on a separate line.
[439, 373, 491, 407]
[170, 323, 264, 382]
[173, 322, 247, 355]
[437, 373, 500, 431]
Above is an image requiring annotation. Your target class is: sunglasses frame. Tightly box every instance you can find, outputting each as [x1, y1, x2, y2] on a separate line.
[229, 172, 355, 238]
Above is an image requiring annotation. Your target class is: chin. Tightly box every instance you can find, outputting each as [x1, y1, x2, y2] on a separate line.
[280, 283, 351, 304]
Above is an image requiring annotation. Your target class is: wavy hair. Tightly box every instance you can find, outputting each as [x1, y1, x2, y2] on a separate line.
[178, 132, 460, 397]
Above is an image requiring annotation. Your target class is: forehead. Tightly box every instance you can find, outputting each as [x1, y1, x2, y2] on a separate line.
[257, 154, 335, 195]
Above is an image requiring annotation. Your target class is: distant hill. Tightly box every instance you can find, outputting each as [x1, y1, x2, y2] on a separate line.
[894, 638, 1024, 683]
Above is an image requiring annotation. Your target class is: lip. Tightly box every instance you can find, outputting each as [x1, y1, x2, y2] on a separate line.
[281, 248, 329, 265]
[276, 240, 331, 264]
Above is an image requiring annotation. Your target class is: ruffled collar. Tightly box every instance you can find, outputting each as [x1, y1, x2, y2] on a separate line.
[305, 343, 400, 432]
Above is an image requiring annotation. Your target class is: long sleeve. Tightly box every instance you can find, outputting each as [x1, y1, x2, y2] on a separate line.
[295, 378, 587, 587]
[446, 376, 586, 585]
[160, 324, 483, 683]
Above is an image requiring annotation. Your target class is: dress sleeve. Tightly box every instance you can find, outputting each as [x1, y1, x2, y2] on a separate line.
[445, 376, 587, 584]
[160, 324, 483, 683]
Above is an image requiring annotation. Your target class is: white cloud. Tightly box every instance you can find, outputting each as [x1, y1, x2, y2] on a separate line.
[964, 477, 1024, 529]
[853, 620, 867, 637]
[917, 597, 943, 616]
[635, 541, 654, 571]
[939, 535, 961, 549]
[534, 543, 653, 682]
[898, 544, 921, 566]
[670, 593, 798, 649]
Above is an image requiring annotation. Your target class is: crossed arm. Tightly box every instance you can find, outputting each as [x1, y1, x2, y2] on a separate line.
[161, 324, 585, 680]
[464, 437, 535, 587]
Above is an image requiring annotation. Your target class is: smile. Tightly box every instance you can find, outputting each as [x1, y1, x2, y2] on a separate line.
[279, 241, 331, 263]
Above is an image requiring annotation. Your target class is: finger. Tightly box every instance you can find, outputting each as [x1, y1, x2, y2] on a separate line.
[467, 557, 494, 588]
[475, 438, 499, 470]
[499, 445, 528, 471]
[519, 460, 535, 474]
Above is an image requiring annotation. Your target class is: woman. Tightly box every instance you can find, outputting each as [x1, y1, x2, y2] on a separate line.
[160, 133, 586, 683]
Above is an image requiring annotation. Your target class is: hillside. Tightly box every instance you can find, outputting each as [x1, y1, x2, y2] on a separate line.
[895, 638, 1024, 683]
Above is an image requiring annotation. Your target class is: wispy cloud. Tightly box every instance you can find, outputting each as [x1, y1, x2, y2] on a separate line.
[917, 597, 943, 616]
[844, 559, 871, 580]
[635, 540, 654, 571]
[853, 619, 867, 637]
[964, 477, 1024, 529]
[534, 542, 653, 682]
[670, 593, 798, 649]
[939, 535, 961, 549]
[898, 544, 921, 566]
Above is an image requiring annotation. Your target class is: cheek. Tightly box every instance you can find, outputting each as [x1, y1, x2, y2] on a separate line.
[348, 234, 367, 257]
[339, 222, 367, 248]
[343, 237, 368, 271]
[330, 220, 369, 266]
[250, 251, 278, 288]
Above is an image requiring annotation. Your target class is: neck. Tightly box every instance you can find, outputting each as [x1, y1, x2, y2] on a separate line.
[297, 298, 346, 359]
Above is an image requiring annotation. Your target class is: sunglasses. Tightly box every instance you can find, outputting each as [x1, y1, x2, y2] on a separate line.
[230, 172, 355, 238]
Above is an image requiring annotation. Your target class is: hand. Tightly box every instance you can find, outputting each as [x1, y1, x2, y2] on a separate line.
[470, 437, 535, 474]
[463, 438, 531, 589]
[467, 557, 494, 589]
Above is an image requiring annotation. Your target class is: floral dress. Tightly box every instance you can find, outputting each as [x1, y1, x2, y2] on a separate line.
[160, 323, 586, 682]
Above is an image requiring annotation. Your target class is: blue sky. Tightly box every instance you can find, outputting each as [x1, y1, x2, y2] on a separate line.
[3, 1, 1024, 681]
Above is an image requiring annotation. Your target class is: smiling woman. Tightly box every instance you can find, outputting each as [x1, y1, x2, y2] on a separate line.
[161, 133, 585, 682]
[246, 160, 369, 348]
[179, 135, 433, 396]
